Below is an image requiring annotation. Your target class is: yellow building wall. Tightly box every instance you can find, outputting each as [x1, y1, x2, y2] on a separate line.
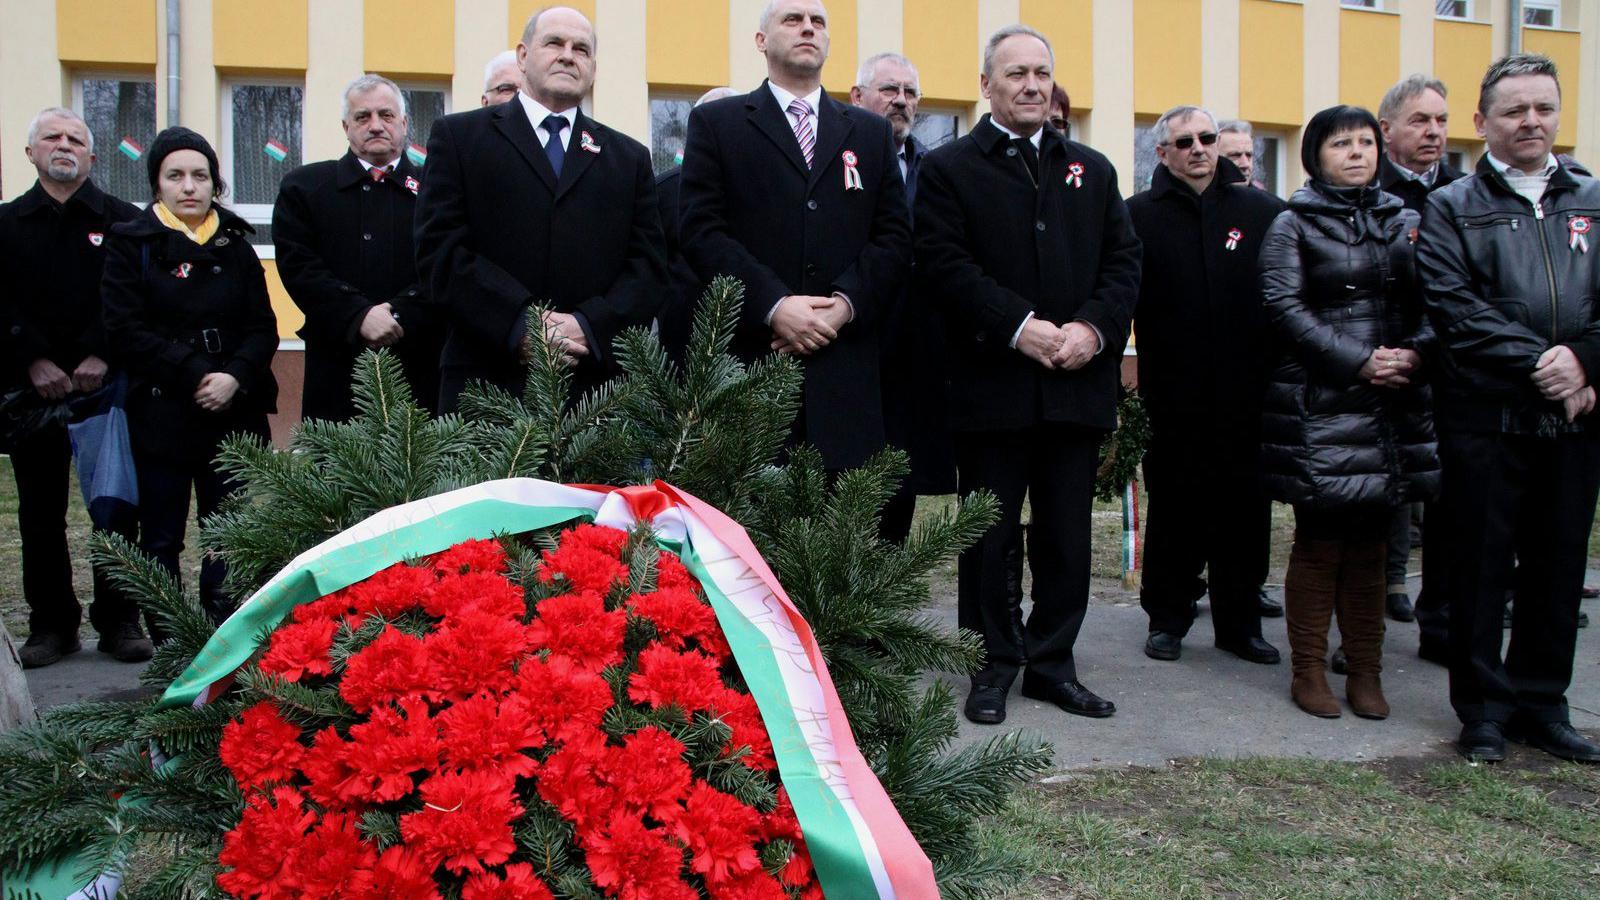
[365, 0, 455, 79]
[263, 261, 304, 339]
[902, 0, 978, 104]
[1433, 19, 1491, 143]
[1523, 27, 1581, 149]
[1338, 9, 1399, 109]
[646, 0, 730, 91]
[214, 0, 308, 73]
[1133, 0, 1202, 116]
[509, 0, 598, 47]
[1238, 0, 1301, 128]
[820, 0, 859, 97]
[1022, 0, 1094, 112]
[57, 0, 157, 68]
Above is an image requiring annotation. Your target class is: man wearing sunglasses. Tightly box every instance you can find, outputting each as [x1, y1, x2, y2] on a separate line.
[1128, 105, 1286, 669]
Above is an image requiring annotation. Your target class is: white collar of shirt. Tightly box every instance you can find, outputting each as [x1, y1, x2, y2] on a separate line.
[897, 145, 908, 181]
[517, 92, 577, 151]
[989, 118, 1042, 149]
[769, 82, 822, 120]
[1486, 152, 1557, 179]
[356, 157, 396, 173]
[1390, 159, 1437, 186]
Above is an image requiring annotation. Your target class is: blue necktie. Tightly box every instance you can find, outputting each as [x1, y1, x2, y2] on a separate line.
[542, 114, 568, 178]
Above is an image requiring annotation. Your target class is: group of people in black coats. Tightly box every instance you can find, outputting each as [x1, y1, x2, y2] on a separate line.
[3, 4, 1596, 767]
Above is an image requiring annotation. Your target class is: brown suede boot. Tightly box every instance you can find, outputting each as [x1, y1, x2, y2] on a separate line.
[1337, 540, 1390, 720]
[1285, 535, 1343, 718]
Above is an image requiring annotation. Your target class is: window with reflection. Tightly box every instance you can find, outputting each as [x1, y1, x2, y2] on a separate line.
[77, 78, 157, 204]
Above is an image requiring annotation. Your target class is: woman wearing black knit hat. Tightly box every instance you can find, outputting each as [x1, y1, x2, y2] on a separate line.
[100, 126, 279, 624]
[1257, 106, 1440, 720]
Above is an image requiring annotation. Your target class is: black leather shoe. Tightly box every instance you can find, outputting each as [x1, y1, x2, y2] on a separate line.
[98, 622, 154, 663]
[1258, 589, 1284, 618]
[1330, 647, 1349, 674]
[1458, 721, 1506, 762]
[1386, 592, 1415, 622]
[1417, 639, 1449, 667]
[1021, 679, 1116, 718]
[1580, 611, 1590, 629]
[963, 684, 1008, 725]
[19, 632, 81, 669]
[1144, 631, 1182, 661]
[1216, 636, 1281, 665]
[1509, 721, 1600, 763]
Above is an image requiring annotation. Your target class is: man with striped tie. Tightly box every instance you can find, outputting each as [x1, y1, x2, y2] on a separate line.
[678, 0, 911, 475]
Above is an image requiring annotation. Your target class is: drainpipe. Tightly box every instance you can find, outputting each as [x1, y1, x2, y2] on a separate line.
[166, 0, 181, 126]
[1508, 0, 1523, 54]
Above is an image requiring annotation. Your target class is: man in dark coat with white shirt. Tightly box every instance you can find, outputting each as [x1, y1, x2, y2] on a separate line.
[678, 0, 911, 474]
[915, 24, 1141, 725]
[275, 74, 443, 421]
[415, 6, 666, 410]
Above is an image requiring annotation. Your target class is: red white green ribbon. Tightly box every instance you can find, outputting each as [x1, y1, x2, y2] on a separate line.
[155, 478, 937, 899]
[1571, 216, 1590, 254]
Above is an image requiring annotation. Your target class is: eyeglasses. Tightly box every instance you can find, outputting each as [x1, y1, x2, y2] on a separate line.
[870, 82, 919, 101]
[1164, 132, 1219, 150]
[486, 82, 519, 97]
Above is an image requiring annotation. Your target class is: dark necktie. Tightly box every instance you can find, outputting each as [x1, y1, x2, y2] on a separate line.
[542, 114, 568, 178]
[1014, 137, 1039, 185]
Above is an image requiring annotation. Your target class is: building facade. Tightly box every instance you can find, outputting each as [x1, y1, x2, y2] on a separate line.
[2, 0, 1595, 427]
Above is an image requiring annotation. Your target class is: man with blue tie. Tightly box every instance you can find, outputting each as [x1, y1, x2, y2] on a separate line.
[679, 0, 911, 475]
[415, 5, 666, 410]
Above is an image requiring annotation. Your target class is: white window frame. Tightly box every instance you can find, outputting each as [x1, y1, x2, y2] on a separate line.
[1523, 0, 1560, 28]
[1341, 0, 1382, 9]
[1255, 129, 1290, 199]
[1433, 0, 1473, 21]
[71, 71, 157, 208]
[220, 77, 307, 261]
[911, 104, 967, 154]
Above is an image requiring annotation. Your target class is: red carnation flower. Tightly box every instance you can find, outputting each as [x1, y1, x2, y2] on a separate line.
[217, 786, 315, 899]
[340, 626, 440, 713]
[538, 523, 629, 594]
[430, 537, 509, 576]
[421, 570, 526, 621]
[370, 845, 440, 898]
[299, 726, 367, 810]
[282, 812, 378, 898]
[426, 609, 534, 699]
[342, 698, 441, 803]
[656, 550, 696, 591]
[778, 843, 815, 888]
[708, 869, 791, 900]
[516, 657, 614, 744]
[527, 590, 626, 673]
[219, 701, 304, 790]
[437, 690, 544, 778]
[257, 616, 338, 683]
[580, 814, 696, 900]
[628, 645, 726, 713]
[462, 862, 555, 900]
[536, 731, 612, 829]
[712, 689, 776, 772]
[671, 782, 763, 884]
[762, 788, 803, 844]
[291, 588, 358, 625]
[401, 770, 522, 874]
[346, 563, 438, 621]
[629, 586, 727, 658]
[596, 726, 691, 821]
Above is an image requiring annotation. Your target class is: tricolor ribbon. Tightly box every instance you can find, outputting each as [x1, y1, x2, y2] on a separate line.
[1065, 162, 1085, 189]
[1121, 478, 1140, 585]
[403, 175, 420, 195]
[842, 149, 864, 191]
[1571, 216, 1591, 254]
[1225, 228, 1242, 251]
[150, 478, 937, 900]
[580, 130, 601, 154]
[171, 262, 192, 279]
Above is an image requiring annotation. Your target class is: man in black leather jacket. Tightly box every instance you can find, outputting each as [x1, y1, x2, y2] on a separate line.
[1416, 53, 1600, 765]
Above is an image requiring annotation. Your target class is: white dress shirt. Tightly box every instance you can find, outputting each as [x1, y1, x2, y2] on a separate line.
[517, 92, 577, 152]
[1486, 152, 1559, 209]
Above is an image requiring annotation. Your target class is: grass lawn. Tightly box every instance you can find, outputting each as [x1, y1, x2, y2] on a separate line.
[985, 754, 1600, 899]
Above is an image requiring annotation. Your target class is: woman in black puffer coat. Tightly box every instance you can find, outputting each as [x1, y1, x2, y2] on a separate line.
[1258, 105, 1439, 722]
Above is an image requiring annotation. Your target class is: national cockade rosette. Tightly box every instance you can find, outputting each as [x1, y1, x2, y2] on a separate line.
[215, 525, 821, 900]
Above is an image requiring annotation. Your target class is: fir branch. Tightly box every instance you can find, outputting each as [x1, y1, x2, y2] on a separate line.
[89, 532, 215, 688]
[136, 700, 244, 758]
[359, 810, 401, 849]
[234, 669, 358, 728]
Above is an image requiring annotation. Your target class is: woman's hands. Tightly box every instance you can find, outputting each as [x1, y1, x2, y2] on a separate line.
[1359, 347, 1422, 388]
[194, 372, 240, 412]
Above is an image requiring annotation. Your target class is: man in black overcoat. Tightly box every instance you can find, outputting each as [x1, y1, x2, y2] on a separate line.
[678, 0, 911, 474]
[0, 107, 148, 667]
[915, 25, 1141, 724]
[1130, 105, 1286, 667]
[274, 74, 443, 421]
[414, 6, 666, 411]
[655, 87, 737, 361]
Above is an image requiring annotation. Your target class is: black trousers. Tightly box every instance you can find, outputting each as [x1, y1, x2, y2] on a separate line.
[11, 424, 140, 637]
[955, 425, 1097, 687]
[1139, 444, 1270, 644]
[1385, 503, 1421, 592]
[1435, 428, 1600, 726]
[134, 446, 243, 624]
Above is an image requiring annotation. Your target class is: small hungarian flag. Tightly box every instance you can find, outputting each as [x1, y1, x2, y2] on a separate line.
[117, 137, 143, 161]
[405, 143, 426, 166]
[263, 140, 289, 162]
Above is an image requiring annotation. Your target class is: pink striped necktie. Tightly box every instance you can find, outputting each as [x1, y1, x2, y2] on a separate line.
[788, 98, 815, 169]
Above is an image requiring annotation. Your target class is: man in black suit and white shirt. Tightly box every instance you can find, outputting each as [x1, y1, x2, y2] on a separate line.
[678, 0, 911, 474]
[915, 24, 1141, 725]
[415, 5, 666, 410]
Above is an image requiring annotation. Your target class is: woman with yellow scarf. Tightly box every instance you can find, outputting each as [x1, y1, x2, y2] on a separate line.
[101, 127, 279, 625]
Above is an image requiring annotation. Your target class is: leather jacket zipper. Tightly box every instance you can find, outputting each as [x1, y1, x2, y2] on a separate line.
[1532, 203, 1560, 341]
